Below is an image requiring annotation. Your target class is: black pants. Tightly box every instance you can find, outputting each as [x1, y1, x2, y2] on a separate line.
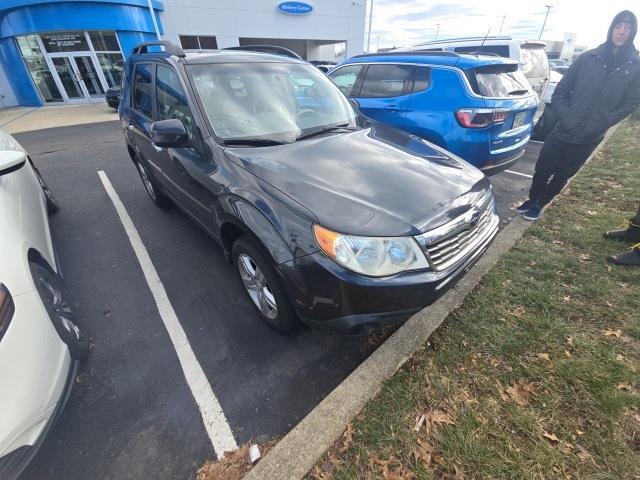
[632, 204, 640, 226]
[529, 132, 599, 205]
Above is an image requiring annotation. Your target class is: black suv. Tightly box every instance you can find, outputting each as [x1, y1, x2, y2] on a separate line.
[119, 41, 499, 334]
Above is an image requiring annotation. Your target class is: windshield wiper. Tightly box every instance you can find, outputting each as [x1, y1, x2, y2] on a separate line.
[508, 89, 529, 96]
[295, 124, 359, 142]
[222, 138, 289, 147]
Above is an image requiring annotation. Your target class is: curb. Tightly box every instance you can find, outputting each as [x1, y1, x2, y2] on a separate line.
[243, 126, 618, 480]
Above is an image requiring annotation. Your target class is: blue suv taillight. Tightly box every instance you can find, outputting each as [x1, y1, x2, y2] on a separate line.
[455, 108, 509, 128]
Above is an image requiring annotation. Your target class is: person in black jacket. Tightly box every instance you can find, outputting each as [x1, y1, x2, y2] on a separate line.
[517, 10, 640, 220]
[604, 203, 640, 266]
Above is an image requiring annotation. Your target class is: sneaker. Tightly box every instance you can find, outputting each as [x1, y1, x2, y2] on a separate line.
[523, 202, 542, 221]
[603, 222, 640, 242]
[515, 199, 536, 213]
[607, 246, 640, 266]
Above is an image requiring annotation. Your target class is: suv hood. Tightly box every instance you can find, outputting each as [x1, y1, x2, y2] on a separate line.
[224, 124, 489, 237]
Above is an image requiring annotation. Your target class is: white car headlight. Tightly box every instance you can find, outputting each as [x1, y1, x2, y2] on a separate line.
[313, 225, 430, 277]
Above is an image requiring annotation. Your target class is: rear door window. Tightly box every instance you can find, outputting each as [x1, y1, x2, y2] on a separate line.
[412, 66, 431, 93]
[328, 64, 363, 97]
[520, 47, 549, 78]
[133, 63, 153, 117]
[470, 64, 531, 97]
[359, 64, 413, 98]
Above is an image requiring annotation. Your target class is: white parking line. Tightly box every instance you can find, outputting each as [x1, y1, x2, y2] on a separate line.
[97, 170, 237, 457]
[504, 169, 534, 179]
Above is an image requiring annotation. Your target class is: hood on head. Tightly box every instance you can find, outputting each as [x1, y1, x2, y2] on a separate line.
[607, 10, 637, 50]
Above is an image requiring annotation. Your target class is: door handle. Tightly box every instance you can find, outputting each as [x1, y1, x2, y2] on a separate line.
[153, 143, 164, 152]
[383, 105, 403, 112]
[127, 123, 134, 131]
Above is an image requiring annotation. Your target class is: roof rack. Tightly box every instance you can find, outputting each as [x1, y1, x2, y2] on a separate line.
[131, 41, 185, 57]
[351, 51, 460, 59]
[223, 45, 302, 59]
[413, 36, 513, 46]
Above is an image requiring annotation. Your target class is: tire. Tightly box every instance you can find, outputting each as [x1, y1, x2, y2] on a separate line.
[30, 262, 89, 360]
[232, 236, 298, 332]
[32, 164, 60, 214]
[134, 158, 171, 208]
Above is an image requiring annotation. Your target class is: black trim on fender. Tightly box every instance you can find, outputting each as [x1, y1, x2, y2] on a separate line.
[0, 160, 26, 176]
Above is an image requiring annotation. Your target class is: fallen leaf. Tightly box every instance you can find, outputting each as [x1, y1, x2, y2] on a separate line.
[607, 265, 612, 272]
[509, 306, 526, 317]
[504, 379, 537, 406]
[616, 354, 625, 362]
[562, 295, 571, 302]
[575, 429, 585, 436]
[454, 464, 466, 480]
[605, 301, 613, 308]
[576, 445, 596, 464]
[429, 410, 456, 425]
[617, 383, 632, 391]
[560, 442, 575, 454]
[579, 254, 591, 262]
[586, 210, 597, 216]
[603, 329, 622, 338]
[337, 422, 353, 453]
[542, 431, 560, 443]
[536, 353, 551, 362]
[413, 438, 435, 466]
[564, 350, 572, 358]
[566, 336, 575, 346]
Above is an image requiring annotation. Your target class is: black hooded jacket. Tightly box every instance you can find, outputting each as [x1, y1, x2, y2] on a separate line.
[550, 10, 640, 144]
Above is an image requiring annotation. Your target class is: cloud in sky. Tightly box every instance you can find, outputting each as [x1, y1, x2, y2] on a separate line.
[365, 0, 638, 51]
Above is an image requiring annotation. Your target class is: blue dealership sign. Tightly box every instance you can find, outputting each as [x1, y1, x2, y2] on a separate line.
[278, 1, 313, 15]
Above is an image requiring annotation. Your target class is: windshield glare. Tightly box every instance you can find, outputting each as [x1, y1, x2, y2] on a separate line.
[189, 62, 357, 141]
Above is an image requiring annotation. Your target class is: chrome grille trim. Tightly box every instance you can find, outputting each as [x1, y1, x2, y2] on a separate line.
[415, 193, 499, 272]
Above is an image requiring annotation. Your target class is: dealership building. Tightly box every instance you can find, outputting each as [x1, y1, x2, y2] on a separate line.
[0, 0, 366, 107]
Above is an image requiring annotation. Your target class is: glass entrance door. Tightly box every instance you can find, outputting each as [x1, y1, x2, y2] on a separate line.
[50, 54, 106, 103]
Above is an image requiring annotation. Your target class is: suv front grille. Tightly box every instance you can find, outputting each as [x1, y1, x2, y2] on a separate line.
[415, 194, 499, 272]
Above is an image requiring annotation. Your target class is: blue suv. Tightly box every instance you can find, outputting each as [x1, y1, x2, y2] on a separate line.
[328, 52, 539, 175]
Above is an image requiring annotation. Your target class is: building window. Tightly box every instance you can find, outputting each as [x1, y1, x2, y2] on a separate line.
[15, 35, 63, 103]
[89, 32, 125, 89]
[179, 35, 218, 50]
[89, 31, 120, 52]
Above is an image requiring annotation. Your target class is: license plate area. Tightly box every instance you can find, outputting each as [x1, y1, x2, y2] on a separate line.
[512, 111, 527, 128]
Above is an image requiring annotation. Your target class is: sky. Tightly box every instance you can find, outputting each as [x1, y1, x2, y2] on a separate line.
[365, 0, 637, 51]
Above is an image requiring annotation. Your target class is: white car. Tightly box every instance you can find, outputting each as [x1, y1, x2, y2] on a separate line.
[0, 131, 88, 480]
[541, 69, 563, 105]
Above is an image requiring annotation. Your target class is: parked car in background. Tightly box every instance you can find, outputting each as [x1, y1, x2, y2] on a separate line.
[106, 86, 121, 109]
[120, 41, 499, 335]
[309, 60, 337, 73]
[0, 131, 88, 480]
[541, 69, 563, 105]
[396, 36, 550, 99]
[549, 59, 570, 75]
[329, 51, 538, 174]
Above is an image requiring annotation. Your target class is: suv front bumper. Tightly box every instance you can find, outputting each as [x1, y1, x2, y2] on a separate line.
[279, 211, 499, 334]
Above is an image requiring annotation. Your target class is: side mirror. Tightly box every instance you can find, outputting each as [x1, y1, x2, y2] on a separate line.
[150, 119, 190, 148]
[0, 150, 27, 175]
[349, 98, 360, 109]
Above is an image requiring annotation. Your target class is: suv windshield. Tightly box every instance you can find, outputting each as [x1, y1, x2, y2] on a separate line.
[470, 64, 531, 97]
[189, 62, 357, 141]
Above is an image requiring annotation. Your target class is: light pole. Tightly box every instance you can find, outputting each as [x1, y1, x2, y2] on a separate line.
[435, 24, 440, 40]
[367, 0, 375, 52]
[539, 5, 552, 40]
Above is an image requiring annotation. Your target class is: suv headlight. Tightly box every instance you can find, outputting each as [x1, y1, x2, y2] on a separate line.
[313, 225, 430, 277]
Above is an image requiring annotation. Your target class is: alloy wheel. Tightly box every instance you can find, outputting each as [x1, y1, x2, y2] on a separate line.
[237, 253, 278, 320]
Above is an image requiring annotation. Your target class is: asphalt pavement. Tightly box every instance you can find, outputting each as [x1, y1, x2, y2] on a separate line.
[14, 121, 540, 480]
